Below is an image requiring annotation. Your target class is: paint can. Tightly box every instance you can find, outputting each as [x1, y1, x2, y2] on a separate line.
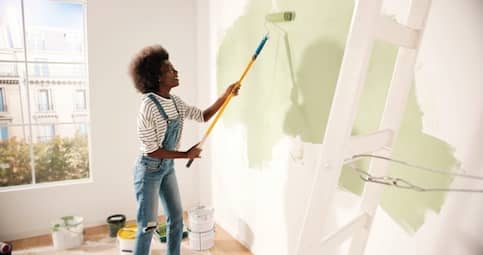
[188, 228, 215, 251]
[117, 225, 136, 254]
[106, 214, 126, 237]
[188, 205, 215, 250]
[188, 205, 214, 232]
[50, 216, 84, 250]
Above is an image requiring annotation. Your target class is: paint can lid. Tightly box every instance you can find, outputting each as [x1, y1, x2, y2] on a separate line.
[117, 225, 137, 240]
[189, 205, 214, 219]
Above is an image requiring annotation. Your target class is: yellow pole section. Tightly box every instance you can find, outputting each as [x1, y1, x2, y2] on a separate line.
[186, 35, 268, 167]
[201, 58, 254, 141]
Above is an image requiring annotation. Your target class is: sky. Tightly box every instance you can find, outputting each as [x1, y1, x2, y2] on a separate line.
[0, 0, 83, 31]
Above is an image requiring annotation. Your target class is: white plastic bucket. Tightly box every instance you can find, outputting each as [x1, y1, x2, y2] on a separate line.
[117, 225, 136, 255]
[50, 216, 84, 250]
[188, 229, 215, 251]
[188, 205, 214, 232]
[188, 205, 215, 251]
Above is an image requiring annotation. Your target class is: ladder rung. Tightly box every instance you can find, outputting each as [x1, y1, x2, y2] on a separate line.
[376, 16, 420, 48]
[345, 129, 393, 161]
[320, 213, 370, 251]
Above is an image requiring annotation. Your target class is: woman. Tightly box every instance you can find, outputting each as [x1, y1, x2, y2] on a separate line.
[129, 45, 239, 255]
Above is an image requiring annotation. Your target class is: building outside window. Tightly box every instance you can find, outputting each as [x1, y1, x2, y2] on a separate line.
[0, 0, 90, 189]
[36, 124, 55, 142]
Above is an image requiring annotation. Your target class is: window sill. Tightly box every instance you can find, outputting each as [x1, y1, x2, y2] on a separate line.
[0, 177, 93, 193]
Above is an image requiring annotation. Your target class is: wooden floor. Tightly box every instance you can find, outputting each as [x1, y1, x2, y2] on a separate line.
[9, 215, 253, 255]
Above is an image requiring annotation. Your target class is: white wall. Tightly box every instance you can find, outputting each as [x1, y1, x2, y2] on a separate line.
[195, 0, 214, 207]
[0, 0, 202, 241]
[207, 0, 483, 255]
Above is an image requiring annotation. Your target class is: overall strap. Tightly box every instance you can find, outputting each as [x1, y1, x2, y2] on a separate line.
[147, 94, 169, 120]
[171, 96, 180, 115]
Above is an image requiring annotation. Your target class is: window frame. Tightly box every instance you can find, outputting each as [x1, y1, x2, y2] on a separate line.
[0, 0, 91, 191]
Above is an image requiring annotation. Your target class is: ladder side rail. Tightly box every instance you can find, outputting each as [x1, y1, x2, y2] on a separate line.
[294, 0, 384, 254]
[348, 1, 432, 254]
[347, 46, 417, 255]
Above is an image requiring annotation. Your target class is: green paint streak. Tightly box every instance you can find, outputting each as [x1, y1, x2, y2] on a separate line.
[217, 0, 457, 232]
[217, 0, 352, 166]
[338, 41, 458, 232]
[384, 88, 457, 232]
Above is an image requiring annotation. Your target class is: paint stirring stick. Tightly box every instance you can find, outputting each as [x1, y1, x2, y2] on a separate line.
[186, 35, 269, 168]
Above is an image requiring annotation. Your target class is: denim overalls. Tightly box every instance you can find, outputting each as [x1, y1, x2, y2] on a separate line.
[133, 94, 183, 255]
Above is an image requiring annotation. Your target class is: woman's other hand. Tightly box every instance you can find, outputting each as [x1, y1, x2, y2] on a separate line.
[186, 143, 202, 159]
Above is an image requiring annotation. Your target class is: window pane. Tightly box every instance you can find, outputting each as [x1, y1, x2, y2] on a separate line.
[0, 62, 27, 124]
[33, 123, 89, 183]
[0, 0, 26, 61]
[0, 125, 32, 187]
[24, 0, 86, 63]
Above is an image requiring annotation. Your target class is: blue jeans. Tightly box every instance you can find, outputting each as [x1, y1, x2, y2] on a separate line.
[133, 155, 183, 255]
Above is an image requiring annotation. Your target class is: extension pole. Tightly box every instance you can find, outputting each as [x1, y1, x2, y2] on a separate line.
[186, 34, 269, 167]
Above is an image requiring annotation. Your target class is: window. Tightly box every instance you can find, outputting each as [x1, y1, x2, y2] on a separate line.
[73, 89, 86, 111]
[78, 123, 87, 135]
[0, 87, 5, 112]
[37, 89, 53, 112]
[0, 126, 8, 141]
[0, 0, 90, 189]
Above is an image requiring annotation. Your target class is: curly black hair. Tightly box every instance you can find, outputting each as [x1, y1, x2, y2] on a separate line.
[129, 45, 169, 94]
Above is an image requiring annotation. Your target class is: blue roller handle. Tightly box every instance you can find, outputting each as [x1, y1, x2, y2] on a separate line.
[254, 34, 269, 59]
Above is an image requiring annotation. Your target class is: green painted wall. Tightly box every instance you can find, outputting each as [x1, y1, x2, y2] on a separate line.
[216, 0, 457, 232]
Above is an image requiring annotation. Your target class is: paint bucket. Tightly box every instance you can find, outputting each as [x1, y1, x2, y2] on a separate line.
[188, 205, 215, 250]
[117, 225, 136, 254]
[188, 205, 214, 232]
[50, 216, 84, 250]
[188, 228, 215, 251]
[106, 214, 126, 237]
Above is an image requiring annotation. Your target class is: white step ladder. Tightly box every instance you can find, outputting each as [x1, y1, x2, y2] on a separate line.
[294, 0, 432, 254]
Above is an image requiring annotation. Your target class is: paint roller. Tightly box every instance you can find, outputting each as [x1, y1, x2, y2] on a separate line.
[265, 11, 296, 23]
[186, 11, 295, 168]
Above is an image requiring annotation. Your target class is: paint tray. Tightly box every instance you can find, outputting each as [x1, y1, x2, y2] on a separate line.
[154, 223, 188, 243]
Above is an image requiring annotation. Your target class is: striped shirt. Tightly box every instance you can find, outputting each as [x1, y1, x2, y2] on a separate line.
[137, 92, 204, 153]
